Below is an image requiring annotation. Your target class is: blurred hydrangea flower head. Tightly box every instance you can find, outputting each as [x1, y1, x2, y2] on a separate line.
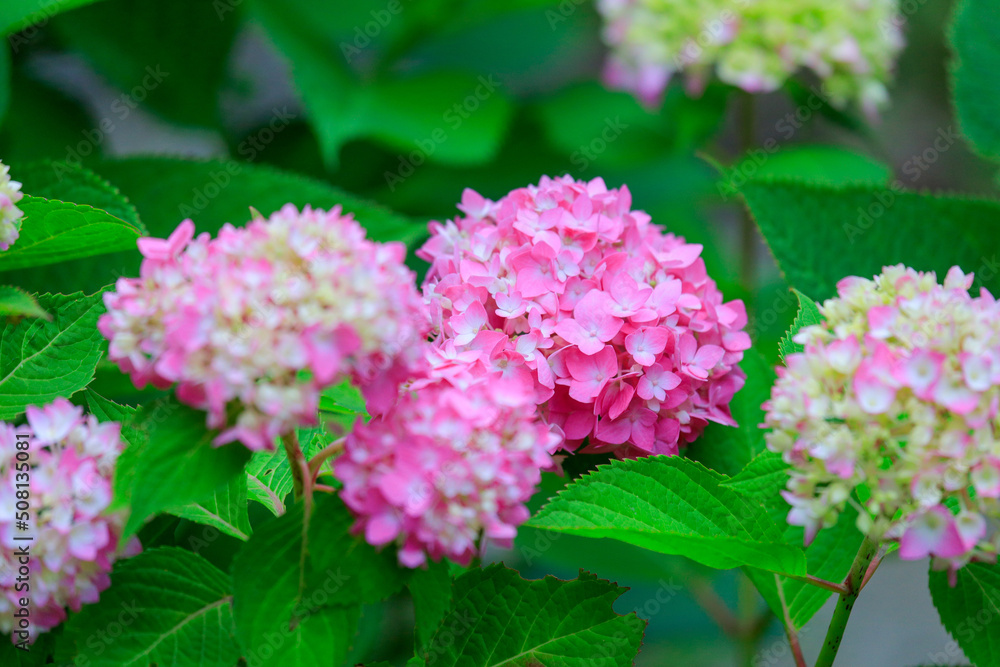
[99, 204, 429, 451]
[764, 265, 1000, 574]
[0, 399, 139, 642]
[336, 351, 564, 568]
[0, 162, 24, 251]
[419, 175, 749, 459]
[597, 0, 904, 115]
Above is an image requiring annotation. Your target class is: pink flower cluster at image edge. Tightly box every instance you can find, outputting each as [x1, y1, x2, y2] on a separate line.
[765, 265, 1000, 575]
[419, 175, 751, 459]
[0, 399, 139, 642]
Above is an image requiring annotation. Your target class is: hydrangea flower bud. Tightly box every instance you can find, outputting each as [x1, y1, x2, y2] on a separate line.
[0, 162, 24, 251]
[335, 351, 564, 568]
[100, 204, 430, 451]
[764, 265, 1000, 574]
[0, 399, 139, 642]
[419, 176, 749, 459]
[598, 0, 904, 116]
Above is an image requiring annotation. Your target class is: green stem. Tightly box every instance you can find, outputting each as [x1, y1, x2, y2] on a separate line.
[814, 535, 880, 667]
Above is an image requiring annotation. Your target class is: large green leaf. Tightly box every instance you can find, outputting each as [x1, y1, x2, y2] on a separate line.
[930, 562, 1000, 666]
[725, 146, 890, 195]
[0, 291, 105, 419]
[0, 196, 142, 271]
[168, 474, 252, 542]
[686, 347, 776, 476]
[250, 0, 512, 168]
[63, 548, 240, 667]
[949, 0, 1000, 161]
[116, 396, 251, 537]
[417, 565, 646, 667]
[527, 456, 807, 575]
[777, 289, 823, 362]
[1, 0, 106, 34]
[742, 179, 1000, 299]
[231, 494, 403, 666]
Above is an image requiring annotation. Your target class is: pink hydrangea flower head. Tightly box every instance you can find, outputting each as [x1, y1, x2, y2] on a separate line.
[100, 204, 430, 450]
[335, 350, 564, 568]
[596, 0, 904, 116]
[0, 399, 139, 643]
[419, 176, 749, 459]
[0, 161, 24, 251]
[764, 265, 1000, 574]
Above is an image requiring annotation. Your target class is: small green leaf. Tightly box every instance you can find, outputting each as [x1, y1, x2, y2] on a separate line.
[722, 450, 789, 501]
[528, 456, 807, 575]
[63, 547, 240, 667]
[0, 291, 105, 419]
[778, 290, 823, 362]
[0, 285, 49, 320]
[245, 446, 295, 517]
[168, 474, 252, 541]
[419, 564, 646, 667]
[686, 347, 776, 476]
[117, 396, 251, 537]
[0, 196, 142, 271]
[949, 0, 1000, 161]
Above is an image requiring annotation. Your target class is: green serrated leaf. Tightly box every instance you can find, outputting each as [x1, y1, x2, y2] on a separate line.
[117, 396, 251, 537]
[930, 561, 1000, 666]
[1, 0, 106, 35]
[949, 0, 1000, 162]
[419, 565, 646, 667]
[0, 285, 49, 320]
[686, 347, 776, 476]
[232, 494, 404, 666]
[0, 196, 141, 271]
[245, 446, 295, 517]
[13, 160, 142, 229]
[168, 474, 252, 541]
[0, 291, 105, 419]
[527, 456, 807, 575]
[63, 547, 240, 667]
[778, 289, 823, 362]
[742, 179, 1000, 299]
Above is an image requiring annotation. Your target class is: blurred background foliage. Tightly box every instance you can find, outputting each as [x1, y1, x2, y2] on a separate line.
[0, 0, 989, 664]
